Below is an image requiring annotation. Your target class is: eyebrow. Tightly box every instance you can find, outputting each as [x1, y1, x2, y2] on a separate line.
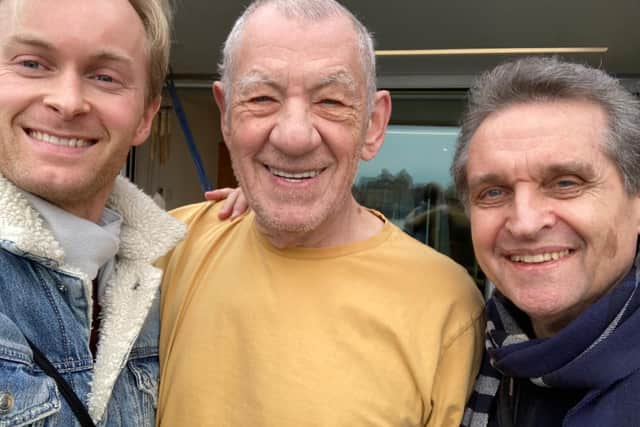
[468, 173, 505, 190]
[468, 160, 598, 189]
[6, 34, 51, 50]
[543, 161, 596, 179]
[313, 70, 357, 93]
[234, 70, 358, 96]
[6, 34, 134, 66]
[235, 71, 280, 96]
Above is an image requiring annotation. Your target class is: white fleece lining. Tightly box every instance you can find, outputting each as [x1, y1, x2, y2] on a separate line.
[0, 175, 65, 263]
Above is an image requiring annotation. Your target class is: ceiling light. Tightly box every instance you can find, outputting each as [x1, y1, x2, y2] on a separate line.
[375, 47, 608, 56]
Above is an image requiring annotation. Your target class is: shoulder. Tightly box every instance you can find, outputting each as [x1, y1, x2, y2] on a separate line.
[162, 202, 252, 266]
[379, 223, 485, 321]
[169, 201, 228, 229]
[387, 223, 477, 288]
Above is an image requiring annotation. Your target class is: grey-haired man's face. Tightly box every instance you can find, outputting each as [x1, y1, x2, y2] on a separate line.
[466, 99, 640, 337]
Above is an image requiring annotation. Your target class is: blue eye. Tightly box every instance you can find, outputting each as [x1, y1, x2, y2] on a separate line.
[556, 180, 577, 188]
[483, 188, 503, 198]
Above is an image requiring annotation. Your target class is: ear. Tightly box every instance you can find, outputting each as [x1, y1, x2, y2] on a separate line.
[360, 90, 392, 161]
[132, 95, 162, 147]
[213, 81, 230, 143]
[634, 193, 640, 234]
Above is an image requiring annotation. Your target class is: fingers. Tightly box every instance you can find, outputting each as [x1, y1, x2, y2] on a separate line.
[205, 187, 235, 201]
[230, 189, 250, 220]
[204, 187, 250, 220]
[218, 188, 240, 220]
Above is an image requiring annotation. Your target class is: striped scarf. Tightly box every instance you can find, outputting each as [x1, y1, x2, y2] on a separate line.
[462, 261, 640, 427]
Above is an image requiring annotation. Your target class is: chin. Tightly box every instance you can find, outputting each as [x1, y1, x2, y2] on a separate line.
[253, 200, 324, 230]
[265, 216, 317, 234]
[513, 293, 572, 318]
[260, 211, 322, 235]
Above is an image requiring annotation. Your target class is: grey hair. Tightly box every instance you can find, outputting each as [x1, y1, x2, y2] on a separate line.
[451, 56, 640, 208]
[218, 0, 377, 112]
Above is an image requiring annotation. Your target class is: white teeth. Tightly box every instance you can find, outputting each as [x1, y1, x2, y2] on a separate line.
[510, 249, 570, 264]
[29, 130, 92, 148]
[269, 167, 321, 180]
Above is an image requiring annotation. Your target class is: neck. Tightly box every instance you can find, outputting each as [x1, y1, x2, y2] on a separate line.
[47, 184, 114, 224]
[530, 276, 627, 338]
[258, 199, 384, 249]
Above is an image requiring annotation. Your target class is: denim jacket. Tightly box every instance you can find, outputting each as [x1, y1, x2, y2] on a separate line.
[0, 175, 185, 426]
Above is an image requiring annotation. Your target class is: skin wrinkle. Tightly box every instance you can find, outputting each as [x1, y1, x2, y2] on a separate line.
[314, 70, 358, 98]
[234, 72, 362, 127]
[214, 4, 390, 249]
[220, 3, 377, 113]
[236, 69, 357, 97]
[470, 140, 608, 207]
[468, 100, 640, 337]
[234, 70, 276, 97]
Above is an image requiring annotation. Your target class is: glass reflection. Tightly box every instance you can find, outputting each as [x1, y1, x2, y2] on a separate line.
[353, 125, 485, 290]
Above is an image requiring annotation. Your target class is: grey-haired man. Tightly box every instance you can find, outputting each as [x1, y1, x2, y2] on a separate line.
[457, 57, 640, 427]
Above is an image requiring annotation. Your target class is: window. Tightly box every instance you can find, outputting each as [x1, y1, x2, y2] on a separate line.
[353, 124, 485, 290]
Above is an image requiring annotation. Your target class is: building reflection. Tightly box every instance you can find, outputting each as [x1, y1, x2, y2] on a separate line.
[353, 171, 484, 290]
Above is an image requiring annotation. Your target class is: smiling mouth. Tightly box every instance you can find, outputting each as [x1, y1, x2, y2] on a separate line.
[509, 249, 572, 264]
[267, 166, 324, 181]
[27, 129, 95, 148]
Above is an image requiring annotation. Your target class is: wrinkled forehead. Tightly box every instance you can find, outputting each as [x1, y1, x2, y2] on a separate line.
[466, 99, 613, 178]
[235, 8, 364, 82]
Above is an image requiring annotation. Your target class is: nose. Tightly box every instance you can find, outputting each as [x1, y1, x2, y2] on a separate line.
[505, 187, 555, 238]
[269, 99, 321, 156]
[42, 71, 90, 119]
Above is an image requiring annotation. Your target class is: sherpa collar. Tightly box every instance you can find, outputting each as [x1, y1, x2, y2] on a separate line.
[0, 174, 185, 269]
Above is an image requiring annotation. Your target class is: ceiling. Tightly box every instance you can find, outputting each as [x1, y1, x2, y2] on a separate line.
[170, 0, 640, 91]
